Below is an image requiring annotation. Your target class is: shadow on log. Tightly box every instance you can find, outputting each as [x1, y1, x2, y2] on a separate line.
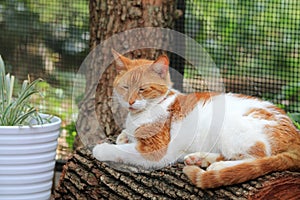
[53, 147, 300, 200]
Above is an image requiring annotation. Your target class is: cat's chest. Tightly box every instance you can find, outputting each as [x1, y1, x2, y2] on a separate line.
[125, 104, 171, 136]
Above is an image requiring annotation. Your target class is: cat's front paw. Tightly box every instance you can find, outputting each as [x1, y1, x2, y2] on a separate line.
[184, 152, 224, 168]
[93, 143, 119, 162]
[184, 152, 210, 167]
[116, 130, 129, 144]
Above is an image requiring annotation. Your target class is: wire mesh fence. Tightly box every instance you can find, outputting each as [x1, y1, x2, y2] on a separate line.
[0, 0, 89, 161]
[0, 0, 299, 161]
[183, 0, 300, 116]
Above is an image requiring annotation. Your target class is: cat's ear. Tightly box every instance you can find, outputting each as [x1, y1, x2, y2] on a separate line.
[111, 49, 130, 72]
[151, 55, 169, 79]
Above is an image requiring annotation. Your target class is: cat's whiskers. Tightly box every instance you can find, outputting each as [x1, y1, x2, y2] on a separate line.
[157, 89, 172, 104]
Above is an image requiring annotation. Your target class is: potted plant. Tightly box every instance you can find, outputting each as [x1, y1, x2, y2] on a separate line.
[0, 56, 61, 200]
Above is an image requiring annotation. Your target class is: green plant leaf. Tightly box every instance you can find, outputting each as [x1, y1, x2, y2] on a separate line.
[0, 56, 47, 126]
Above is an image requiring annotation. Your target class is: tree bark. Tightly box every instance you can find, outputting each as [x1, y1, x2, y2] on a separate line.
[74, 0, 180, 149]
[169, 0, 185, 91]
[53, 146, 300, 200]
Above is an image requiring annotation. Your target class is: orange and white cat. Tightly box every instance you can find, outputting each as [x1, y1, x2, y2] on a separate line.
[93, 50, 300, 189]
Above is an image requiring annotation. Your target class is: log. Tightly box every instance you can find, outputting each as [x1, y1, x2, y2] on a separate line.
[53, 146, 300, 200]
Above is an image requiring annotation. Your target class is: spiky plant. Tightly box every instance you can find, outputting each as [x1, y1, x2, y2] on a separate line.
[0, 55, 45, 126]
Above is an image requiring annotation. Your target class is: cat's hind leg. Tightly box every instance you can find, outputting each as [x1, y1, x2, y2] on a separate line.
[206, 159, 253, 171]
[183, 158, 255, 189]
[184, 152, 225, 168]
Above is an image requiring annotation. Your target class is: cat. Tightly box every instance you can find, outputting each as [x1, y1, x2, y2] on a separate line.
[93, 49, 300, 189]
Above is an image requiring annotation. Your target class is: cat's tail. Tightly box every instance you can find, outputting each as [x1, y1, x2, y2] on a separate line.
[183, 148, 300, 189]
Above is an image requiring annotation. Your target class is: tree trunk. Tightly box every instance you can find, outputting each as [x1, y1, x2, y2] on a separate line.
[74, 0, 180, 148]
[53, 146, 300, 200]
[169, 0, 185, 91]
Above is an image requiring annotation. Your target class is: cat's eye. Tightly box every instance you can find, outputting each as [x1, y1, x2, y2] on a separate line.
[139, 87, 146, 92]
[122, 85, 129, 90]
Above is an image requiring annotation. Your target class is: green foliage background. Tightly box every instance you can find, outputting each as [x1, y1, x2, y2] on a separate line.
[187, 0, 300, 78]
[186, 0, 300, 114]
[0, 0, 88, 154]
[0, 0, 89, 70]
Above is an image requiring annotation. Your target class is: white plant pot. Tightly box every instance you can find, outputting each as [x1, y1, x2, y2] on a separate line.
[0, 114, 61, 200]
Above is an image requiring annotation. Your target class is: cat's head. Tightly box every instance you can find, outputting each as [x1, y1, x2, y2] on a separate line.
[112, 49, 173, 113]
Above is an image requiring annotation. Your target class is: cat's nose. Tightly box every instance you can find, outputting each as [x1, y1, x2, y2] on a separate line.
[128, 93, 138, 105]
[129, 99, 135, 105]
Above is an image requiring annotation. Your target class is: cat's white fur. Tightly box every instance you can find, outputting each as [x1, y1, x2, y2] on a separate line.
[93, 90, 276, 169]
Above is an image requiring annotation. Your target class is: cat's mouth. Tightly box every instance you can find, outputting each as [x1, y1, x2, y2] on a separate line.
[128, 106, 144, 113]
[129, 106, 138, 112]
[129, 106, 136, 110]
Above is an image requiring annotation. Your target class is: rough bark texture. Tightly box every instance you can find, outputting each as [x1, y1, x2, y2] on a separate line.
[53, 147, 300, 200]
[74, 0, 179, 149]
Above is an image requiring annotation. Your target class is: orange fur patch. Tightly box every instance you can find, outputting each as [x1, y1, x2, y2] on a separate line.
[265, 117, 300, 155]
[243, 108, 276, 121]
[141, 84, 169, 99]
[135, 118, 171, 161]
[216, 155, 226, 162]
[216, 162, 261, 188]
[169, 92, 218, 121]
[267, 105, 287, 115]
[199, 170, 222, 189]
[183, 166, 203, 186]
[247, 141, 267, 158]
